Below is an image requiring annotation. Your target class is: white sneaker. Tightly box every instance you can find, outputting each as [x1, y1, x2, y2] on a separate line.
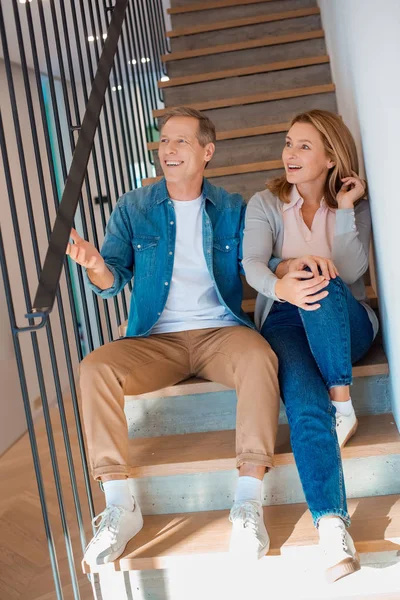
[83, 499, 144, 567]
[229, 500, 270, 560]
[319, 517, 360, 583]
[336, 409, 358, 447]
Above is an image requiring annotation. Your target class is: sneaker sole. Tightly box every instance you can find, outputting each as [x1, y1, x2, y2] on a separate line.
[82, 517, 144, 570]
[258, 538, 270, 559]
[325, 552, 361, 583]
[340, 418, 358, 449]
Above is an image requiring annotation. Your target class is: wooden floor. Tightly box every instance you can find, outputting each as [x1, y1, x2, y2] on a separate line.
[0, 397, 103, 600]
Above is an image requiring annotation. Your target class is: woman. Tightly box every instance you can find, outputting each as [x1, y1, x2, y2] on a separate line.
[243, 110, 378, 583]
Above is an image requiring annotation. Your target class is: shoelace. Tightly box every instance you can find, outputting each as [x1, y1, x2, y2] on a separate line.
[230, 501, 261, 534]
[90, 505, 123, 547]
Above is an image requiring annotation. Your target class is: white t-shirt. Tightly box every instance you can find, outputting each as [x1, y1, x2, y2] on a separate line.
[151, 195, 239, 334]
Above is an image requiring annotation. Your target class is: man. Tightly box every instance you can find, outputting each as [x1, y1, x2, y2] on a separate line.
[67, 107, 280, 567]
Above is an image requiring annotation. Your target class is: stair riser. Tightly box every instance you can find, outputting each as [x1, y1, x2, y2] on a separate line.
[193, 92, 337, 133]
[209, 168, 284, 201]
[171, 0, 318, 29]
[126, 455, 400, 516]
[166, 37, 327, 78]
[171, 15, 322, 52]
[163, 63, 332, 106]
[125, 375, 391, 438]
[154, 132, 287, 174]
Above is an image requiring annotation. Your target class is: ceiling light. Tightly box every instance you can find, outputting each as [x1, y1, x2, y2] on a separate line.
[19, 0, 33, 3]
[141, 57, 150, 63]
[160, 76, 170, 82]
[88, 35, 95, 42]
[128, 59, 137, 65]
[102, 33, 107, 40]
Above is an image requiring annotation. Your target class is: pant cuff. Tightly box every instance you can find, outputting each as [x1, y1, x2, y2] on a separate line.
[92, 465, 129, 481]
[313, 508, 351, 529]
[327, 379, 352, 389]
[236, 451, 274, 471]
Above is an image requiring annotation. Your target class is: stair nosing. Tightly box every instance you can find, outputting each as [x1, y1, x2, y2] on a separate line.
[159, 55, 330, 88]
[162, 30, 325, 62]
[168, 0, 281, 16]
[166, 6, 320, 38]
[153, 83, 336, 117]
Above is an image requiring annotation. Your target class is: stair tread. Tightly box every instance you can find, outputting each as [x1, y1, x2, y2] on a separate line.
[128, 414, 398, 478]
[167, 6, 320, 38]
[168, 0, 281, 15]
[162, 29, 324, 62]
[148, 122, 291, 150]
[159, 55, 329, 88]
[143, 159, 283, 186]
[83, 494, 400, 572]
[153, 83, 335, 117]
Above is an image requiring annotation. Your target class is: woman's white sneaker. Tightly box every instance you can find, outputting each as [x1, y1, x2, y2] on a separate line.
[319, 517, 360, 583]
[336, 409, 358, 447]
[83, 499, 144, 567]
[229, 500, 270, 560]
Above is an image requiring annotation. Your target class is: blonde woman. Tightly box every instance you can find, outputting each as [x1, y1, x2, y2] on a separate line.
[243, 110, 378, 582]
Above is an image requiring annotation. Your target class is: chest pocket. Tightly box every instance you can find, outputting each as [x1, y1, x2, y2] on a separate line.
[132, 236, 159, 280]
[213, 236, 240, 279]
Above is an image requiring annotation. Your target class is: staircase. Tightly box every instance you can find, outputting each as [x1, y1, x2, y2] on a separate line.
[86, 1, 400, 598]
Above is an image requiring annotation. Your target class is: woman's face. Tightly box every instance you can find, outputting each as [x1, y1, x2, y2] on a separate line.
[282, 122, 335, 186]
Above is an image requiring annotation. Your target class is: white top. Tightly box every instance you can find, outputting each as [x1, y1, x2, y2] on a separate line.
[151, 195, 238, 334]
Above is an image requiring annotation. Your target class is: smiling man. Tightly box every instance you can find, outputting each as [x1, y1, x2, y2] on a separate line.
[67, 107, 280, 568]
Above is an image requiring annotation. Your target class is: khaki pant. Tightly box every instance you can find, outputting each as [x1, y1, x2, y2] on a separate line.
[79, 326, 280, 480]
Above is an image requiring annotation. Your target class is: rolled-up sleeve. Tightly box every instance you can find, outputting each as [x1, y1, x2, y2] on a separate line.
[332, 200, 371, 285]
[85, 200, 134, 299]
[243, 193, 280, 300]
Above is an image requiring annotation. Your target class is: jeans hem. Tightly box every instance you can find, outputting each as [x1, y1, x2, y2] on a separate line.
[313, 509, 351, 529]
[327, 379, 352, 389]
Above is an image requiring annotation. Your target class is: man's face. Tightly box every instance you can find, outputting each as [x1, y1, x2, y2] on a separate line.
[158, 116, 215, 184]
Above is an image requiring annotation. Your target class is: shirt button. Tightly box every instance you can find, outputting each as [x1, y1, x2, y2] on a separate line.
[157, 312, 161, 316]
[170, 221, 174, 225]
[225, 245, 230, 250]
[165, 281, 169, 286]
[169, 251, 173, 255]
[168, 201, 172, 205]
[207, 249, 211, 254]
[137, 244, 141, 249]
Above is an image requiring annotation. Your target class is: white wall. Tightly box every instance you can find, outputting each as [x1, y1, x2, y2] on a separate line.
[318, 0, 400, 426]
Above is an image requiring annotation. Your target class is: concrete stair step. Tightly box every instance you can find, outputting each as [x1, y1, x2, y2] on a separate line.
[169, 0, 317, 30]
[154, 82, 335, 117]
[165, 35, 326, 78]
[127, 414, 398, 479]
[83, 494, 400, 573]
[170, 13, 322, 52]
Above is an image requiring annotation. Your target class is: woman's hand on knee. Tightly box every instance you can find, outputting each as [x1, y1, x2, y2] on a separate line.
[275, 270, 330, 311]
[287, 255, 339, 280]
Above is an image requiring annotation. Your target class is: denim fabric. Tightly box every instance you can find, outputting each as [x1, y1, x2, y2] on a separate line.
[86, 178, 254, 337]
[261, 276, 374, 527]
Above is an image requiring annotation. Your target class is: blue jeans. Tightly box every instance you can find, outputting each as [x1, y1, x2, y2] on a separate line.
[261, 275, 374, 527]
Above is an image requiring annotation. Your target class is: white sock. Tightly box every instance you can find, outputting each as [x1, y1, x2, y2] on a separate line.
[332, 398, 354, 417]
[103, 479, 134, 511]
[234, 476, 262, 504]
[318, 516, 345, 535]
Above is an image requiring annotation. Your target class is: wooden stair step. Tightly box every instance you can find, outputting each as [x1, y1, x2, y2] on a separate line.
[162, 30, 325, 62]
[168, 0, 283, 15]
[128, 414, 399, 478]
[153, 83, 335, 117]
[167, 6, 320, 38]
[83, 494, 400, 572]
[159, 55, 329, 88]
[148, 122, 291, 151]
[142, 159, 283, 186]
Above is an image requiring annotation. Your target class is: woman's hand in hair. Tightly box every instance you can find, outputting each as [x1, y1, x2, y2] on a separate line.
[337, 172, 366, 209]
[275, 271, 330, 311]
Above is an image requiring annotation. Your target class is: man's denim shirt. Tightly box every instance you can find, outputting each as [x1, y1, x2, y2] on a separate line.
[87, 177, 255, 337]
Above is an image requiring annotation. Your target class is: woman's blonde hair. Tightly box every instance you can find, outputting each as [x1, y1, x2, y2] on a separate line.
[267, 110, 365, 208]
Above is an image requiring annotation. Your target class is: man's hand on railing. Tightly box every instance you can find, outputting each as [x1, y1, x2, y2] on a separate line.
[66, 229, 114, 290]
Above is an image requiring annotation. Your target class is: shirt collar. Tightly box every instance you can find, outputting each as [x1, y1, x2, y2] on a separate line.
[283, 185, 327, 212]
[154, 177, 217, 206]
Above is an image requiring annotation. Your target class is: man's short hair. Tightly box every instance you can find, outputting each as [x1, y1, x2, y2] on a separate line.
[159, 106, 216, 147]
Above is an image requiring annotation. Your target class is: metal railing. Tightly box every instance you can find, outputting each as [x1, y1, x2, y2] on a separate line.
[0, 1, 168, 597]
